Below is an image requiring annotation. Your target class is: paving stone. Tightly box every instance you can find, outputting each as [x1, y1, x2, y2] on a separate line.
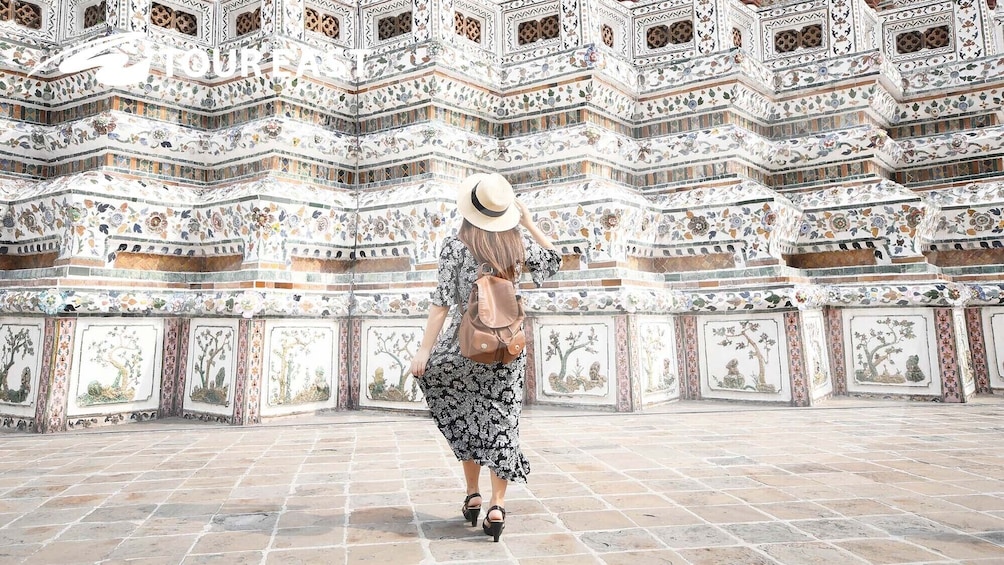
[598, 550, 688, 564]
[819, 498, 902, 516]
[264, 547, 347, 565]
[519, 556, 603, 565]
[559, 509, 635, 531]
[5, 401, 1004, 564]
[132, 516, 213, 537]
[944, 495, 1004, 512]
[723, 522, 812, 544]
[277, 508, 345, 529]
[0, 543, 42, 562]
[57, 520, 140, 541]
[108, 533, 200, 561]
[834, 538, 945, 564]
[344, 521, 420, 544]
[665, 490, 741, 506]
[758, 541, 869, 564]
[83, 503, 158, 522]
[38, 494, 109, 509]
[753, 501, 837, 520]
[623, 506, 703, 527]
[10, 506, 93, 527]
[428, 538, 512, 562]
[22, 538, 122, 565]
[978, 531, 1004, 546]
[579, 528, 664, 552]
[182, 551, 263, 564]
[538, 496, 608, 513]
[346, 542, 425, 564]
[105, 543, 199, 564]
[190, 531, 272, 553]
[688, 503, 773, 523]
[904, 533, 1004, 560]
[649, 524, 739, 548]
[790, 518, 885, 540]
[675, 546, 778, 565]
[504, 532, 592, 559]
[860, 514, 957, 537]
[493, 513, 564, 535]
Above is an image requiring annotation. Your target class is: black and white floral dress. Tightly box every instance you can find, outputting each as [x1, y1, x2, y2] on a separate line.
[419, 234, 561, 482]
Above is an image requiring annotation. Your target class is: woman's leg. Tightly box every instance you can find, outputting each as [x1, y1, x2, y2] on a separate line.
[462, 460, 482, 506]
[488, 469, 507, 520]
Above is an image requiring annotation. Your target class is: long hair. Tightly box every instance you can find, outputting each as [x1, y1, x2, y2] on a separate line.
[457, 219, 525, 281]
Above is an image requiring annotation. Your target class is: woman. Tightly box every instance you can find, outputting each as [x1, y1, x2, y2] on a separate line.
[409, 172, 561, 542]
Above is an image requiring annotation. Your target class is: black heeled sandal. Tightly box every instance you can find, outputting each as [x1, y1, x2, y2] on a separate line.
[482, 505, 505, 542]
[462, 492, 481, 526]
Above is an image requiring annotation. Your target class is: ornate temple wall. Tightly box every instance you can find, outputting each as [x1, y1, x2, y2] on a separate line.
[1, 0, 1003, 431]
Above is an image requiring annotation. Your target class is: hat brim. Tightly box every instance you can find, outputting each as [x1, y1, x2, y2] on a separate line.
[456, 174, 521, 232]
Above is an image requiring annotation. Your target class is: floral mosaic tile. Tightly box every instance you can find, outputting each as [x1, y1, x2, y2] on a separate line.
[842, 308, 942, 397]
[358, 320, 424, 410]
[698, 313, 792, 402]
[0, 317, 45, 422]
[800, 310, 833, 401]
[634, 316, 680, 405]
[183, 319, 240, 418]
[981, 307, 1004, 390]
[533, 316, 617, 407]
[260, 320, 338, 416]
[66, 319, 164, 417]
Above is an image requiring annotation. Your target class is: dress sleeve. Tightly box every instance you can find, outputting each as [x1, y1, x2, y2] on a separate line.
[430, 237, 462, 307]
[523, 234, 562, 287]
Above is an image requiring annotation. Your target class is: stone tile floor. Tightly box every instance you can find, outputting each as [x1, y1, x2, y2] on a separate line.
[2, 398, 1004, 564]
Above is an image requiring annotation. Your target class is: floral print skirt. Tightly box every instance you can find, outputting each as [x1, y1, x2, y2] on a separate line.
[418, 320, 531, 483]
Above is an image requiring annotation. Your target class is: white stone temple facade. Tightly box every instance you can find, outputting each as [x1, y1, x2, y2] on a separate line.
[2, 0, 1004, 431]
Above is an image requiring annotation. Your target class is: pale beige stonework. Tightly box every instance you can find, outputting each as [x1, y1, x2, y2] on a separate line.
[1, 398, 1004, 564]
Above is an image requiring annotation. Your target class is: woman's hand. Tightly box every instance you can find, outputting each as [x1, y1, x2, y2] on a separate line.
[409, 347, 431, 377]
[515, 199, 533, 228]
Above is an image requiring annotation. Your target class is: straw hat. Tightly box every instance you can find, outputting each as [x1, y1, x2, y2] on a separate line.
[456, 173, 521, 232]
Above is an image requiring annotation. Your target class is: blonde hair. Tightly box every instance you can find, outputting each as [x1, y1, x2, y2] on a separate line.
[457, 219, 525, 281]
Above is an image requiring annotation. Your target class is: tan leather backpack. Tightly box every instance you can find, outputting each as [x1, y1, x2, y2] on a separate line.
[459, 264, 526, 364]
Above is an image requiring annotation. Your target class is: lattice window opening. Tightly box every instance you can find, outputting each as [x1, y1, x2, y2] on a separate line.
[894, 25, 951, 54]
[773, 24, 824, 53]
[731, 27, 742, 49]
[540, 15, 558, 40]
[516, 14, 559, 46]
[84, 0, 107, 29]
[923, 25, 950, 49]
[305, 7, 341, 39]
[800, 24, 822, 48]
[453, 11, 481, 44]
[646, 20, 692, 50]
[150, 2, 198, 36]
[377, 11, 411, 41]
[669, 20, 693, 44]
[601, 24, 614, 48]
[646, 24, 668, 49]
[235, 7, 260, 37]
[0, 0, 43, 29]
[517, 19, 538, 45]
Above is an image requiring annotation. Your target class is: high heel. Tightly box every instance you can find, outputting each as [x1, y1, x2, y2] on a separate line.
[482, 505, 505, 542]
[462, 492, 481, 526]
